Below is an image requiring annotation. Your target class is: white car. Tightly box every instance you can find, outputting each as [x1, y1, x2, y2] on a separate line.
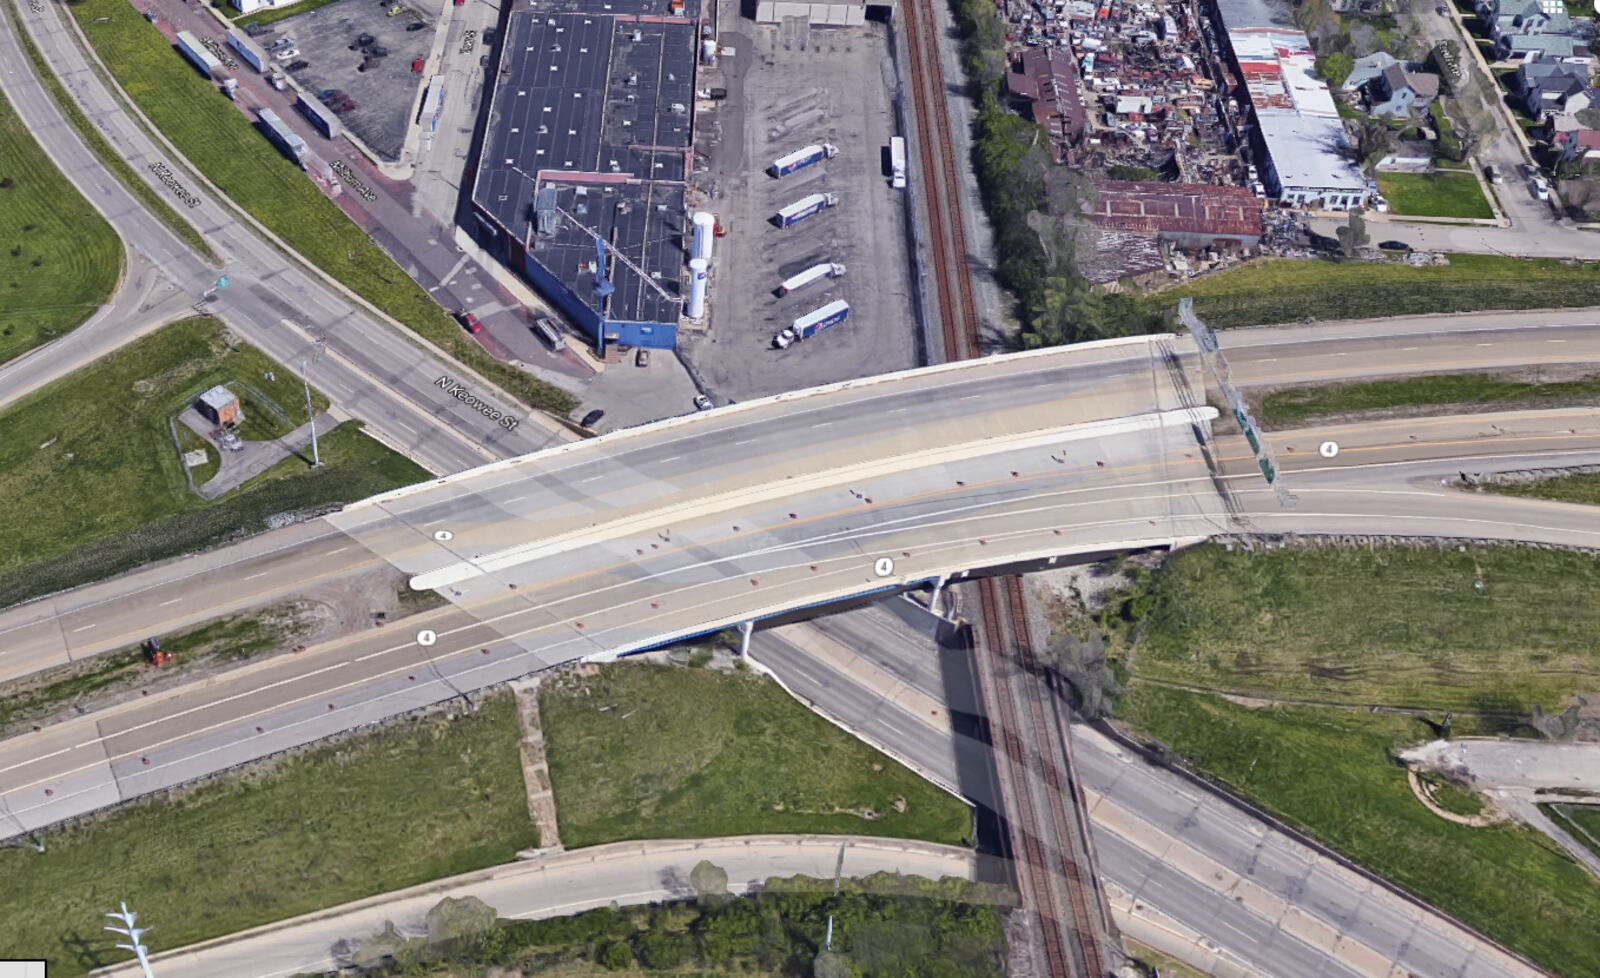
[1530, 176, 1550, 201]
[772, 327, 796, 349]
[274, 47, 300, 62]
[693, 394, 713, 411]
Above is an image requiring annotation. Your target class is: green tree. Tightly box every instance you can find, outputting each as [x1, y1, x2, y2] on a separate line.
[1336, 208, 1370, 257]
[690, 859, 731, 906]
[1317, 51, 1355, 88]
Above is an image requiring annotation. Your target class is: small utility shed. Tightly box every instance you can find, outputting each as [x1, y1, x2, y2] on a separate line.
[196, 385, 240, 426]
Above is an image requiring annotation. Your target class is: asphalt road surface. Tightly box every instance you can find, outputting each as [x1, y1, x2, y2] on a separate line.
[749, 604, 1549, 978]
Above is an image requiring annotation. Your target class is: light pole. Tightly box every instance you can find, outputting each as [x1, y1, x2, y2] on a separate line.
[298, 341, 325, 469]
[105, 902, 155, 978]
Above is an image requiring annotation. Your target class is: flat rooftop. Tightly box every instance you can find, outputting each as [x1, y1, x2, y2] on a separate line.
[1257, 110, 1367, 192]
[1090, 180, 1264, 237]
[472, 0, 699, 327]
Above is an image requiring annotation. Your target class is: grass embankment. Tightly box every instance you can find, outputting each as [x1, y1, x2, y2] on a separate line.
[1160, 254, 1600, 328]
[1125, 543, 1600, 713]
[0, 606, 302, 734]
[0, 316, 429, 607]
[356, 875, 1007, 978]
[1483, 471, 1600, 506]
[1258, 372, 1600, 427]
[1545, 804, 1600, 860]
[1120, 686, 1600, 978]
[0, 694, 536, 977]
[0, 87, 122, 365]
[1376, 170, 1494, 219]
[1109, 543, 1600, 978]
[67, 0, 576, 416]
[1, 0, 216, 264]
[541, 664, 973, 849]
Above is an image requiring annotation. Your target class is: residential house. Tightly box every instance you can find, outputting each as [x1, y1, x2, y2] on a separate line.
[1554, 126, 1600, 161]
[1517, 55, 1593, 115]
[1499, 32, 1579, 61]
[1483, 0, 1571, 43]
[1368, 63, 1441, 116]
[1343, 51, 1402, 91]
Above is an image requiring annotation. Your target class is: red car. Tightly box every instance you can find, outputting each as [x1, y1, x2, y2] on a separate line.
[458, 311, 482, 333]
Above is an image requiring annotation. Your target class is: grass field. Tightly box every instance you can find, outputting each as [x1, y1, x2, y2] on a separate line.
[0, 317, 429, 607]
[68, 0, 576, 416]
[1376, 170, 1494, 219]
[1118, 685, 1600, 978]
[1122, 543, 1600, 714]
[1482, 471, 1600, 506]
[541, 664, 973, 849]
[0, 87, 122, 366]
[0, 694, 536, 977]
[1, 0, 215, 265]
[1156, 254, 1600, 328]
[1257, 371, 1600, 427]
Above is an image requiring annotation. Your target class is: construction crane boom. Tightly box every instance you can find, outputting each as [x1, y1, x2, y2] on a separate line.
[551, 202, 682, 305]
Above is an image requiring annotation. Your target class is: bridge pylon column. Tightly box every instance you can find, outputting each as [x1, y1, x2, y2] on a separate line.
[737, 619, 753, 657]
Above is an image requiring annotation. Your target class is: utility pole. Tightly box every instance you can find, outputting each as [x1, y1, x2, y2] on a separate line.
[298, 340, 325, 469]
[105, 902, 156, 978]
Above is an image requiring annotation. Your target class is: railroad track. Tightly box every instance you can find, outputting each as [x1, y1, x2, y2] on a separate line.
[899, 0, 982, 361]
[976, 576, 1106, 978]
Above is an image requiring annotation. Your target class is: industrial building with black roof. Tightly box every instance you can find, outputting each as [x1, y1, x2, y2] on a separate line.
[471, 0, 702, 351]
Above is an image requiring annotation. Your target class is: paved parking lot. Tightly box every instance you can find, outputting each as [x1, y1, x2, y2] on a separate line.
[681, 17, 921, 401]
[255, 0, 439, 159]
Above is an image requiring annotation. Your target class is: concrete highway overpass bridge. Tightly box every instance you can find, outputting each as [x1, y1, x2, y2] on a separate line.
[2, 328, 1600, 841]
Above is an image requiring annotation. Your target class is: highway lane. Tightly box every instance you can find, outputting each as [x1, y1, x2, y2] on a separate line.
[0, 1, 567, 472]
[3, 410, 1597, 841]
[749, 608, 1549, 978]
[91, 836, 990, 978]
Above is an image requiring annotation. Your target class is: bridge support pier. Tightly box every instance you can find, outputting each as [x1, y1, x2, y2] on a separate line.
[928, 574, 948, 619]
[737, 620, 753, 657]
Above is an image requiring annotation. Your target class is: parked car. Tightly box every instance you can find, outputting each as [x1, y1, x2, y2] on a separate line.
[244, 22, 266, 36]
[269, 36, 294, 51]
[1531, 176, 1551, 201]
[406, 20, 427, 30]
[480, 54, 491, 67]
[318, 89, 344, 102]
[286, 59, 309, 71]
[635, 349, 650, 367]
[1377, 240, 1412, 252]
[457, 311, 482, 333]
[274, 47, 300, 62]
[1484, 163, 1501, 184]
[1435, 4, 1447, 13]
[579, 408, 605, 428]
[693, 394, 713, 411]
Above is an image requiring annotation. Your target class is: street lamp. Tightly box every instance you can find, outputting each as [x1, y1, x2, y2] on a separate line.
[298, 340, 325, 469]
[105, 902, 155, 978]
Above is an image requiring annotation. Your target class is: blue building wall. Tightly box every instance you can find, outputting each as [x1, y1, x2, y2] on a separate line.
[516, 248, 677, 352]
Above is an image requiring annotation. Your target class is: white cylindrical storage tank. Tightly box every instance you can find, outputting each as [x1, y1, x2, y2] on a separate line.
[687, 258, 709, 320]
[691, 211, 715, 262]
